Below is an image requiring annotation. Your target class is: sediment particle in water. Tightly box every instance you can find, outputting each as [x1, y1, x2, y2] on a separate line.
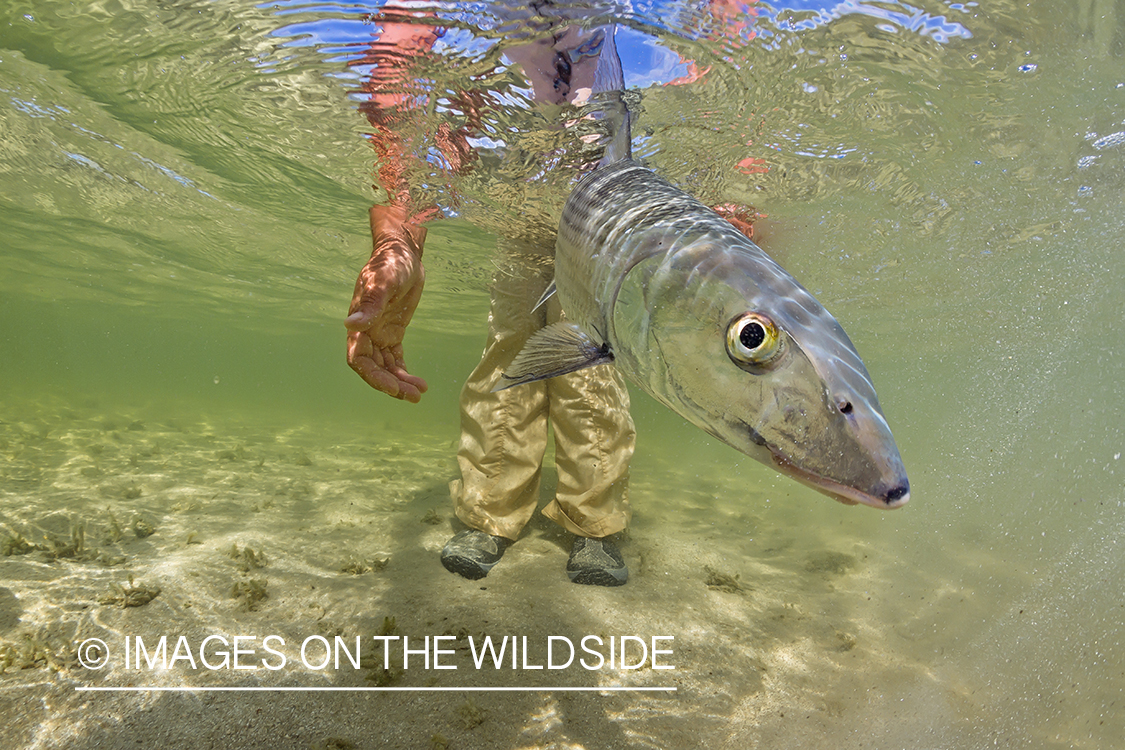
[96, 551, 126, 565]
[704, 565, 744, 593]
[0, 632, 68, 673]
[39, 522, 89, 561]
[105, 512, 124, 543]
[282, 480, 313, 500]
[340, 556, 388, 575]
[132, 518, 155, 538]
[365, 664, 400, 687]
[311, 738, 356, 750]
[340, 559, 370, 575]
[216, 444, 247, 462]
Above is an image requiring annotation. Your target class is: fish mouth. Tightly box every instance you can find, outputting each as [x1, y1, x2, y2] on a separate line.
[769, 450, 909, 510]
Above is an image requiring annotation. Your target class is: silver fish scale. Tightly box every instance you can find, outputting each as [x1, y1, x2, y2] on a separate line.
[556, 160, 723, 336]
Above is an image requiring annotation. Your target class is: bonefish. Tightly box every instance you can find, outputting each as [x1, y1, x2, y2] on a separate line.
[495, 24, 908, 509]
[497, 155, 909, 509]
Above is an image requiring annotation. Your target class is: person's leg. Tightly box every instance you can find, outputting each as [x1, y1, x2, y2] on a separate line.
[541, 296, 636, 587]
[541, 365, 635, 539]
[445, 242, 554, 577]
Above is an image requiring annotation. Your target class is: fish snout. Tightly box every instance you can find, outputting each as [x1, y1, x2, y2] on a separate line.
[766, 404, 910, 510]
[835, 390, 910, 509]
[876, 477, 910, 508]
[850, 423, 910, 509]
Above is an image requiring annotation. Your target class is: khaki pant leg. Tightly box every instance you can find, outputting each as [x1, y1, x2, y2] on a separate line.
[541, 334, 636, 538]
[450, 250, 552, 541]
[452, 243, 637, 541]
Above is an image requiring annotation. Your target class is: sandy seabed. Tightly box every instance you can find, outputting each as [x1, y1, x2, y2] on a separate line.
[0, 394, 1071, 750]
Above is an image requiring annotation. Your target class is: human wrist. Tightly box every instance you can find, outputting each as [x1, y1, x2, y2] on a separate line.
[370, 204, 426, 261]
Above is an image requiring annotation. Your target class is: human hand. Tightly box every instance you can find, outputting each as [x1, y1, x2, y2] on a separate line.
[345, 205, 430, 402]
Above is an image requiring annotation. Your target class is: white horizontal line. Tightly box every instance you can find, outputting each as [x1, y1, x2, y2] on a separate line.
[76, 686, 676, 693]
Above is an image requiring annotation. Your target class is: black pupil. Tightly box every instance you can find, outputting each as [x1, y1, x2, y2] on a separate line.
[740, 321, 766, 350]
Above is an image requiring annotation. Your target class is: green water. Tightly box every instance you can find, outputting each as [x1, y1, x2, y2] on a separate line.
[1, 2, 1123, 749]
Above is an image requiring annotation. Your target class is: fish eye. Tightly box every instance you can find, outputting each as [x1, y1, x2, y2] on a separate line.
[726, 312, 782, 367]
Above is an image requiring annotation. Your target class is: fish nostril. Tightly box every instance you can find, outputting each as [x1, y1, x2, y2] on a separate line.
[884, 484, 909, 503]
[837, 399, 853, 415]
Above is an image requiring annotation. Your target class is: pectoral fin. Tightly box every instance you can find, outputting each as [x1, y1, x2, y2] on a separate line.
[492, 322, 614, 391]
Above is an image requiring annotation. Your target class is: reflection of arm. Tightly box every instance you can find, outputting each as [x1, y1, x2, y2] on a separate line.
[353, 16, 444, 210]
[354, 14, 481, 209]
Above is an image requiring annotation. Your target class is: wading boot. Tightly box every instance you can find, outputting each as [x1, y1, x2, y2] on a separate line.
[441, 530, 513, 580]
[567, 536, 628, 587]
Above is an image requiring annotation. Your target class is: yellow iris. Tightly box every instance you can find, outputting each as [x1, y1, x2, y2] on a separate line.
[726, 312, 782, 367]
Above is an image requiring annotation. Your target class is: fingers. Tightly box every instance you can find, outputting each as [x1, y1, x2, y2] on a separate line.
[376, 345, 428, 401]
[344, 309, 372, 332]
[346, 331, 428, 402]
[396, 372, 429, 401]
[392, 377, 427, 404]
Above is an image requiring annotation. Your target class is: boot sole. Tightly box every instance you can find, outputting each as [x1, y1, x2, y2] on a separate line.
[568, 567, 628, 587]
[441, 554, 496, 580]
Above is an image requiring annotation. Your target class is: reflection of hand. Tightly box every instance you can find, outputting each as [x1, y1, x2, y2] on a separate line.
[712, 202, 761, 240]
[345, 205, 429, 402]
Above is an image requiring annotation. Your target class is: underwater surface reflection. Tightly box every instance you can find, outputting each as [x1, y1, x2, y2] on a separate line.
[0, 1, 1123, 749]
